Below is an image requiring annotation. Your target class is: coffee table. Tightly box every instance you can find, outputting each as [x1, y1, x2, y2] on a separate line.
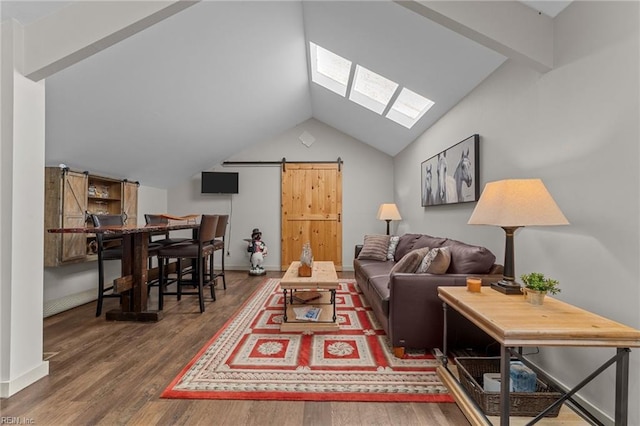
[279, 261, 339, 332]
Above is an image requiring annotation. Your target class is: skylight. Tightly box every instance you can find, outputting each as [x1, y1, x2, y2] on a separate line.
[308, 41, 435, 129]
[386, 88, 435, 129]
[349, 65, 398, 115]
[309, 42, 351, 97]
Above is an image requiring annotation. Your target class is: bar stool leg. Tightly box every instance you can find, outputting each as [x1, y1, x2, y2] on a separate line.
[198, 257, 205, 313]
[220, 243, 226, 290]
[158, 259, 165, 311]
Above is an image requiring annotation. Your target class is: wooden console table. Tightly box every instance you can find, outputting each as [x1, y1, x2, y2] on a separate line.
[437, 286, 640, 426]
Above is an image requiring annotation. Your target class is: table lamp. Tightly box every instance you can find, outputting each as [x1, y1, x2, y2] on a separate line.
[377, 203, 402, 235]
[467, 179, 569, 294]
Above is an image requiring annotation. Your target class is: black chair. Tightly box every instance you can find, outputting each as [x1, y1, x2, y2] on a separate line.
[157, 214, 218, 313]
[212, 214, 229, 290]
[91, 214, 125, 317]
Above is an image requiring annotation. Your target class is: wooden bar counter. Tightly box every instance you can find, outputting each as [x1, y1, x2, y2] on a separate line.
[48, 222, 198, 322]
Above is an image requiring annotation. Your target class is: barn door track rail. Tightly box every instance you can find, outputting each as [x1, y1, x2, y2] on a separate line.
[222, 157, 343, 172]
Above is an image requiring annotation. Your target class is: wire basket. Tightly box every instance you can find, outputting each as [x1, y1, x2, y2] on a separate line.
[455, 357, 563, 417]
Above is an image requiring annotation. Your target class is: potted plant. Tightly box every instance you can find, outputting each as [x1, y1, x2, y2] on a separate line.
[520, 272, 560, 305]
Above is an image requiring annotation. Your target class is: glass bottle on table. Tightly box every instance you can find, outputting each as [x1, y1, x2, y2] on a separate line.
[299, 242, 313, 276]
[300, 242, 313, 266]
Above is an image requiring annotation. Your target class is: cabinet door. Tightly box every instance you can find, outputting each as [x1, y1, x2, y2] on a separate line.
[61, 171, 88, 262]
[122, 181, 138, 225]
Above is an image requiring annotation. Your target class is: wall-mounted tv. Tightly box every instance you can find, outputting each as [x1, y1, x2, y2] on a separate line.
[201, 172, 239, 194]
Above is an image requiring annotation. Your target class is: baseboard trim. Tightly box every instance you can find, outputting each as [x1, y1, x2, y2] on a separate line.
[0, 361, 49, 398]
[44, 289, 96, 318]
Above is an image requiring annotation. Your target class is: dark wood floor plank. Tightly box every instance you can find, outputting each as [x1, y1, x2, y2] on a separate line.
[1, 270, 467, 425]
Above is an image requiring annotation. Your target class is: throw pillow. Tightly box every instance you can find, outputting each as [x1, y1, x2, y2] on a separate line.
[390, 247, 431, 274]
[357, 234, 391, 261]
[387, 235, 400, 261]
[416, 247, 451, 274]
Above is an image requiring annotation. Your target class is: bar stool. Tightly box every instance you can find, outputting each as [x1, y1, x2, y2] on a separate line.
[157, 214, 218, 313]
[144, 214, 191, 247]
[91, 214, 124, 317]
[212, 214, 229, 290]
[144, 214, 191, 290]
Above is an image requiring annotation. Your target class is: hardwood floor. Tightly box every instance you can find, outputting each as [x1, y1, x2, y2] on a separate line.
[1, 270, 469, 426]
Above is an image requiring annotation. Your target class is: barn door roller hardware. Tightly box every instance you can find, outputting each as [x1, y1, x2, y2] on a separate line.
[222, 157, 343, 172]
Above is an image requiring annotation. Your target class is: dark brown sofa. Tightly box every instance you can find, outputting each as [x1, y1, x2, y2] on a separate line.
[354, 233, 503, 354]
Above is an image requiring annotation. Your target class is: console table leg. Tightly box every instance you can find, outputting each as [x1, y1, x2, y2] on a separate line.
[615, 347, 630, 426]
[442, 302, 448, 366]
[500, 345, 511, 426]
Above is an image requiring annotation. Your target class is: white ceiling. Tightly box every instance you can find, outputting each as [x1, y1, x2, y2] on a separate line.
[520, 0, 572, 17]
[1, 1, 569, 189]
[0, 1, 73, 24]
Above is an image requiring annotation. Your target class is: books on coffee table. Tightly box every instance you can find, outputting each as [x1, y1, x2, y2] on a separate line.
[293, 291, 322, 304]
[293, 306, 322, 321]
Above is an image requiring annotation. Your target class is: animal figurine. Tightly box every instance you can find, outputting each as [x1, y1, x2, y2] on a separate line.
[246, 228, 267, 276]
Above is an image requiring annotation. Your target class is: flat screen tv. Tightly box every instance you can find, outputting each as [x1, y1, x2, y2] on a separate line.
[201, 172, 239, 194]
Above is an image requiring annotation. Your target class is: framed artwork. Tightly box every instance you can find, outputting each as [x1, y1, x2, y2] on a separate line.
[421, 134, 480, 207]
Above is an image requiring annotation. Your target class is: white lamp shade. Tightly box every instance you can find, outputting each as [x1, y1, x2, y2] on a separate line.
[377, 203, 402, 221]
[468, 179, 569, 227]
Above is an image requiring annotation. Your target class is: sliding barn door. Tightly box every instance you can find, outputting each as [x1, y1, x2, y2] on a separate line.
[281, 163, 342, 271]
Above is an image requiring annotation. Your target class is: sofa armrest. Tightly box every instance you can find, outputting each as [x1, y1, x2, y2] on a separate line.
[355, 244, 363, 258]
[488, 264, 504, 275]
[388, 272, 502, 350]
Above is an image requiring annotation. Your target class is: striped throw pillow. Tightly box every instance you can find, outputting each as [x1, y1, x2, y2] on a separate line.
[357, 234, 391, 261]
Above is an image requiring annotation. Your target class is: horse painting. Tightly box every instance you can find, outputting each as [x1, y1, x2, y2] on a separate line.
[422, 163, 434, 206]
[435, 152, 457, 204]
[421, 134, 479, 207]
[453, 148, 473, 202]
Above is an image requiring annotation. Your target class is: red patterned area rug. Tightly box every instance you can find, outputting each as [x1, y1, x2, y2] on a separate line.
[161, 278, 452, 402]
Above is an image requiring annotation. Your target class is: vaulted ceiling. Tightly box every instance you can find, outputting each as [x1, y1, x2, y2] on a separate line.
[2, 1, 571, 189]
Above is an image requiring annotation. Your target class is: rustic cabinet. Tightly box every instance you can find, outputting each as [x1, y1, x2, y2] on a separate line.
[44, 167, 138, 267]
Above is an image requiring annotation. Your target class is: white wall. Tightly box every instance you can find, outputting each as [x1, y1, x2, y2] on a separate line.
[167, 118, 395, 271]
[43, 184, 167, 316]
[1, 20, 49, 397]
[137, 185, 168, 225]
[394, 2, 639, 424]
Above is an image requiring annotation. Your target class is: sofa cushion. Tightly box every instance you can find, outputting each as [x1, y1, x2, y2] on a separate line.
[394, 234, 421, 261]
[390, 247, 431, 274]
[412, 234, 448, 251]
[416, 246, 451, 274]
[443, 239, 496, 274]
[395, 234, 448, 261]
[387, 235, 400, 260]
[358, 234, 390, 261]
[355, 258, 395, 279]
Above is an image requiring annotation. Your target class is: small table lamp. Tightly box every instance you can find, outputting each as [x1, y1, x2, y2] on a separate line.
[377, 203, 402, 235]
[467, 179, 569, 294]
